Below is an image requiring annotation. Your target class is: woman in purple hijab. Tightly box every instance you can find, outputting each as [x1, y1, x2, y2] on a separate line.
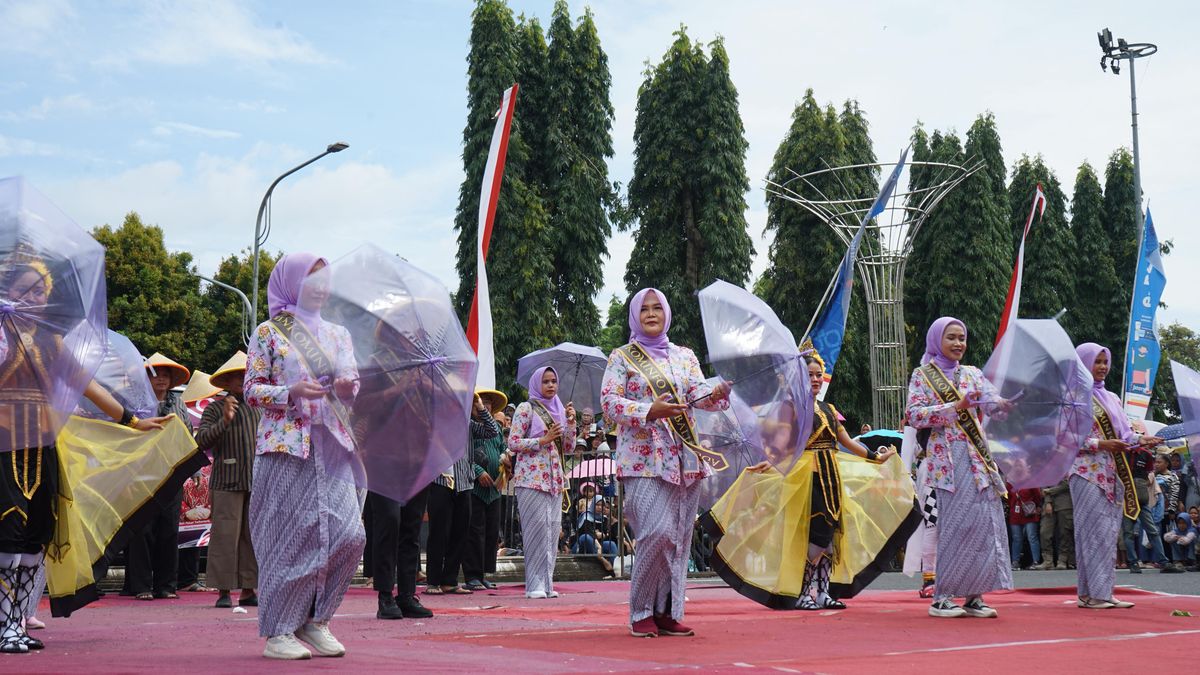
[244, 253, 364, 660]
[906, 317, 1012, 619]
[506, 366, 576, 599]
[1070, 343, 1161, 609]
[600, 288, 730, 638]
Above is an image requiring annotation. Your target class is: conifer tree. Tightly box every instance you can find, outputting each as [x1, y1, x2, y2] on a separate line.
[1008, 155, 1074, 320]
[1066, 162, 1121, 348]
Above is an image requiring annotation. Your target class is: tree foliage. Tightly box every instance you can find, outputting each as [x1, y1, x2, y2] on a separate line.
[1101, 147, 1139, 381]
[1008, 155, 1075, 319]
[1065, 162, 1121, 346]
[198, 248, 279, 373]
[1150, 323, 1200, 423]
[624, 30, 753, 354]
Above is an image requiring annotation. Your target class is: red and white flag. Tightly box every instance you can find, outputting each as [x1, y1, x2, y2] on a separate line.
[995, 183, 1047, 345]
[466, 84, 518, 389]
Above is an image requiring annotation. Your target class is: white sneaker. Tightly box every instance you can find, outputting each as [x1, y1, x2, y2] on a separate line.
[546, 590, 560, 598]
[526, 590, 548, 599]
[961, 597, 998, 618]
[295, 622, 346, 657]
[263, 634, 312, 660]
[928, 600, 966, 618]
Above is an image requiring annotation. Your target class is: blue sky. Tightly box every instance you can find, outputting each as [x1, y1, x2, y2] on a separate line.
[2, 0, 1198, 332]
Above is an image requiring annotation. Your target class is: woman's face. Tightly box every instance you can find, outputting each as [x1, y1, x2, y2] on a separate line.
[807, 361, 822, 395]
[540, 369, 558, 398]
[298, 260, 329, 312]
[1155, 456, 1168, 473]
[639, 293, 666, 337]
[7, 269, 48, 311]
[1091, 350, 1110, 382]
[1170, 454, 1182, 470]
[941, 323, 967, 362]
[149, 371, 173, 398]
[582, 486, 595, 498]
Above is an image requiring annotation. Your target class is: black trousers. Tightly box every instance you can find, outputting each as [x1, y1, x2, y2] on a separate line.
[465, 494, 501, 581]
[368, 487, 429, 599]
[125, 489, 182, 595]
[178, 547, 201, 588]
[426, 484, 471, 587]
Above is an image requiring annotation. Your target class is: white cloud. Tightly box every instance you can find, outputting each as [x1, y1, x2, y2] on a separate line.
[0, 134, 61, 158]
[152, 122, 241, 140]
[1, 93, 103, 121]
[0, 0, 76, 54]
[98, 0, 332, 70]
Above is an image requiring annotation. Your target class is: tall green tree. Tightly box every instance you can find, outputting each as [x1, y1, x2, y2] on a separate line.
[1008, 155, 1074, 319]
[624, 30, 753, 353]
[453, 0, 557, 394]
[596, 295, 627, 356]
[542, 2, 614, 344]
[198, 248, 279, 373]
[92, 213, 213, 368]
[1066, 162, 1121, 346]
[1101, 147, 1139, 382]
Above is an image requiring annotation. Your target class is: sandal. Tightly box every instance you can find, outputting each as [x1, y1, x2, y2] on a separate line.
[443, 585, 474, 595]
[136, 592, 154, 601]
[424, 586, 444, 595]
[155, 591, 180, 599]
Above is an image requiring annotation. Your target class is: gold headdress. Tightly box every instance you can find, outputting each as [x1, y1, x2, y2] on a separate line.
[3, 243, 54, 297]
[798, 338, 826, 374]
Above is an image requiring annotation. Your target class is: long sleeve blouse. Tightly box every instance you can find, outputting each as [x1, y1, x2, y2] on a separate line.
[507, 402, 576, 495]
[905, 364, 1005, 494]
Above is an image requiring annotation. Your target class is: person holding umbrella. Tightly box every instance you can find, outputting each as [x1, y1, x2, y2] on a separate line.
[1071, 343, 1161, 609]
[600, 288, 730, 638]
[508, 367, 576, 599]
[244, 253, 364, 660]
[906, 317, 1011, 619]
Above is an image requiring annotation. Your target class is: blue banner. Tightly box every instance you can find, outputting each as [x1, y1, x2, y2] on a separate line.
[810, 148, 908, 383]
[1123, 208, 1166, 419]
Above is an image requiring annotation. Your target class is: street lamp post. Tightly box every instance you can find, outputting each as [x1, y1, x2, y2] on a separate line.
[195, 274, 254, 345]
[249, 142, 349, 328]
[1097, 28, 1157, 246]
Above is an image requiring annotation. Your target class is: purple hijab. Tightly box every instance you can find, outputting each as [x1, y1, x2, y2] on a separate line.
[922, 316, 966, 372]
[1076, 342, 1134, 441]
[628, 288, 672, 360]
[527, 366, 567, 438]
[268, 252, 327, 330]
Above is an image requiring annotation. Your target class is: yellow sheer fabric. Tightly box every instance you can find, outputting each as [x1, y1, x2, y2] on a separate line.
[707, 452, 916, 603]
[46, 415, 199, 613]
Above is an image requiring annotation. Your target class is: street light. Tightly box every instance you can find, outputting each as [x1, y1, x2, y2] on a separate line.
[1097, 28, 1156, 242]
[195, 273, 254, 345]
[249, 142, 349, 327]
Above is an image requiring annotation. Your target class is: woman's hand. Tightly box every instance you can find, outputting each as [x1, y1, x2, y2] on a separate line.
[710, 380, 731, 403]
[134, 415, 171, 432]
[747, 460, 773, 473]
[876, 445, 898, 462]
[566, 402, 576, 425]
[290, 380, 326, 400]
[954, 391, 982, 411]
[1098, 439, 1130, 453]
[333, 377, 355, 401]
[1139, 435, 1164, 447]
[647, 393, 688, 421]
[477, 472, 494, 489]
[539, 422, 563, 446]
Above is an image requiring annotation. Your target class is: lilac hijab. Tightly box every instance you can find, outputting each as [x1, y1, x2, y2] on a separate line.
[527, 366, 567, 438]
[1076, 342, 1134, 441]
[628, 288, 672, 360]
[268, 252, 328, 330]
[922, 316, 966, 372]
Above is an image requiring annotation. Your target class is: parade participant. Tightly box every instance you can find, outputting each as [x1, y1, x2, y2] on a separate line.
[1, 260, 171, 654]
[508, 367, 576, 600]
[465, 390, 508, 591]
[125, 353, 191, 602]
[1072, 344, 1162, 606]
[600, 288, 729, 638]
[196, 352, 260, 609]
[244, 253, 364, 660]
[906, 317, 1011, 619]
[704, 353, 913, 612]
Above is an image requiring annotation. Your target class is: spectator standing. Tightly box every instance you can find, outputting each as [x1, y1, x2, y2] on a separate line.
[1006, 484, 1042, 569]
[465, 390, 508, 591]
[1122, 447, 1168, 572]
[1034, 478, 1074, 570]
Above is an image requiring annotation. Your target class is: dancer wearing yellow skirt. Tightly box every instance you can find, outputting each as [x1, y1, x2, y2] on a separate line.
[701, 354, 920, 610]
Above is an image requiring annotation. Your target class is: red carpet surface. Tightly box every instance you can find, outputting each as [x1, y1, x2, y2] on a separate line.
[14, 581, 1200, 673]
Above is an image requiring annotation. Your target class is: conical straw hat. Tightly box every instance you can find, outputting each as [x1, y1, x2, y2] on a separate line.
[144, 352, 191, 388]
[209, 351, 248, 390]
[181, 370, 222, 403]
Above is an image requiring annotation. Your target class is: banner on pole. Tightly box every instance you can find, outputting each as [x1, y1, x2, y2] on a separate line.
[1123, 208, 1165, 419]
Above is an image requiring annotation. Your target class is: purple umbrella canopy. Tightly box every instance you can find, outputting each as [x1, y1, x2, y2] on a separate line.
[76, 330, 157, 420]
[0, 176, 108, 451]
[982, 318, 1094, 490]
[312, 243, 479, 505]
[516, 342, 607, 414]
[694, 386, 767, 510]
[698, 280, 814, 474]
[1166, 360, 1200, 476]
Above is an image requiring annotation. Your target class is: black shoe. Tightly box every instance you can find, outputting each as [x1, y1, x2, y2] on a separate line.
[1161, 564, 1184, 574]
[18, 634, 43, 650]
[1128, 562, 1142, 574]
[238, 593, 258, 607]
[215, 593, 232, 608]
[398, 595, 434, 619]
[464, 579, 487, 591]
[377, 592, 405, 620]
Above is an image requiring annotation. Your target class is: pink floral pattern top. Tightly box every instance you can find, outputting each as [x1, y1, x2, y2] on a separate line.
[507, 401, 576, 495]
[244, 317, 359, 459]
[906, 364, 1005, 494]
[601, 343, 728, 486]
[1073, 405, 1137, 503]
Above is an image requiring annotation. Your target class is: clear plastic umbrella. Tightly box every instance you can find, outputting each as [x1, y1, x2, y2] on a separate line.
[698, 280, 814, 474]
[317, 243, 479, 505]
[76, 330, 157, 420]
[694, 388, 767, 510]
[1165, 360, 1200, 476]
[516, 342, 608, 413]
[0, 176, 107, 451]
[982, 318, 1094, 490]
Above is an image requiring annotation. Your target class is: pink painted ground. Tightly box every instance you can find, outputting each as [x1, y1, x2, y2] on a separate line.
[15, 581, 1200, 673]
